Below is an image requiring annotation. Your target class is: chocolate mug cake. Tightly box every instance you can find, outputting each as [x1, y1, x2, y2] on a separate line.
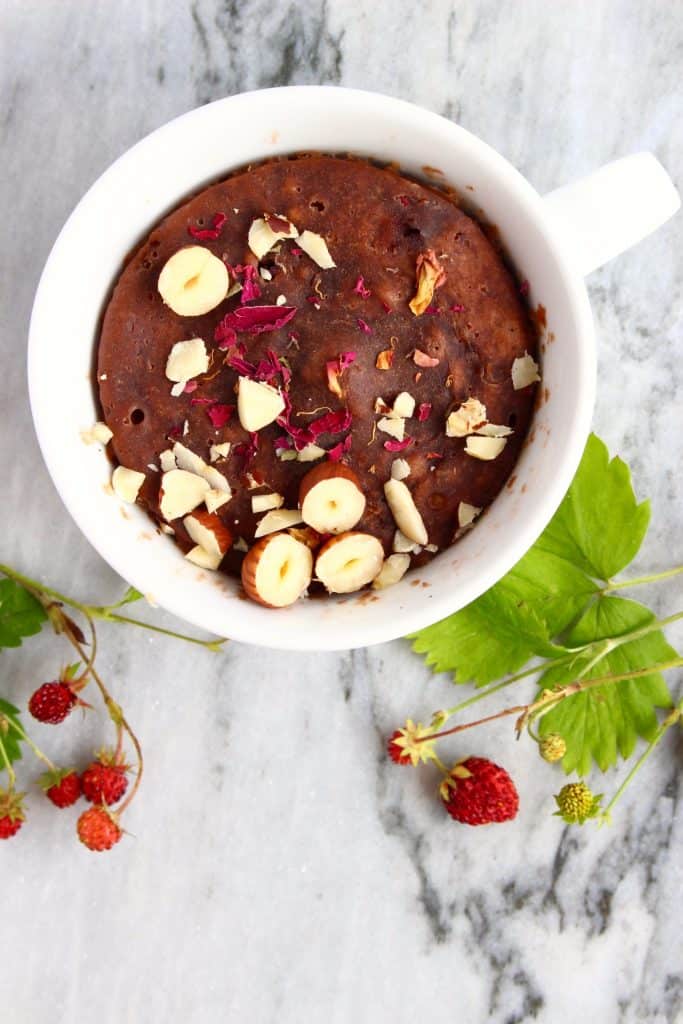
[95, 155, 539, 608]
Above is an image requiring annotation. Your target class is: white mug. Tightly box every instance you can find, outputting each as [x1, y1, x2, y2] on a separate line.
[28, 87, 680, 650]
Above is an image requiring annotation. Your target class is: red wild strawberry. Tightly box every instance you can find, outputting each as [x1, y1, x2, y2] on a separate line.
[39, 768, 82, 808]
[81, 754, 129, 806]
[77, 806, 122, 852]
[440, 756, 519, 826]
[28, 681, 77, 724]
[388, 730, 412, 765]
[0, 788, 26, 839]
[386, 720, 436, 767]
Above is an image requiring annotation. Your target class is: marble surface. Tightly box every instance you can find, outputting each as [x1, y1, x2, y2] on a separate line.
[2, 1, 682, 1021]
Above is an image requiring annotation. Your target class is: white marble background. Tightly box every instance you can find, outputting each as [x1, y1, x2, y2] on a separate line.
[2, 1, 682, 1021]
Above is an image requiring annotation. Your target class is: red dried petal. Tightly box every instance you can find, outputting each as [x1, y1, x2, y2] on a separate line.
[308, 408, 353, 439]
[397, 195, 411, 207]
[356, 317, 372, 334]
[207, 404, 234, 428]
[384, 437, 414, 452]
[327, 434, 352, 461]
[215, 305, 297, 336]
[215, 320, 238, 348]
[183, 380, 198, 394]
[418, 403, 432, 421]
[450, 303, 465, 313]
[381, 301, 392, 314]
[425, 305, 441, 316]
[225, 354, 257, 376]
[353, 276, 371, 298]
[239, 265, 262, 304]
[187, 211, 227, 240]
[291, 247, 303, 256]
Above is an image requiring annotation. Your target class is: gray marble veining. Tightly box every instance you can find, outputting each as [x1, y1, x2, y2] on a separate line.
[1, 1, 682, 1022]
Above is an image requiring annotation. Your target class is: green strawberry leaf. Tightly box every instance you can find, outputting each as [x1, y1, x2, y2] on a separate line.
[411, 589, 568, 686]
[0, 578, 47, 648]
[0, 698, 25, 765]
[537, 433, 650, 581]
[538, 596, 674, 775]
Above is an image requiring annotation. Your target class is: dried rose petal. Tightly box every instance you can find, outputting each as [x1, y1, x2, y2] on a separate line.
[384, 437, 414, 453]
[381, 301, 392, 314]
[397, 195, 411, 207]
[418, 403, 432, 421]
[215, 322, 238, 349]
[357, 318, 372, 334]
[187, 211, 227, 241]
[207, 404, 234, 429]
[327, 434, 353, 461]
[413, 349, 440, 368]
[450, 303, 465, 313]
[409, 250, 446, 316]
[376, 349, 394, 370]
[239, 265, 261, 304]
[326, 351, 357, 397]
[291, 247, 303, 256]
[183, 380, 199, 394]
[353, 276, 371, 299]
[215, 305, 297, 336]
[425, 305, 441, 316]
[225, 354, 257, 377]
[309, 408, 353, 439]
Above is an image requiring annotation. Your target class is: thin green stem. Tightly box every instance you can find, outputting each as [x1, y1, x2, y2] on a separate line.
[0, 563, 227, 651]
[0, 732, 16, 788]
[5, 718, 56, 772]
[605, 565, 683, 593]
[97, 611, 227, 651]
[600, 699, 683, 821]
[443, 663, 546, 719]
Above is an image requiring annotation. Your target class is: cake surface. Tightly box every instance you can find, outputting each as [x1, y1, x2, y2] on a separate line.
[97, 154, 538, 594]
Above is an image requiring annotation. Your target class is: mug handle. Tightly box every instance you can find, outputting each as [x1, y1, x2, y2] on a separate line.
[542, 152, 680, 276]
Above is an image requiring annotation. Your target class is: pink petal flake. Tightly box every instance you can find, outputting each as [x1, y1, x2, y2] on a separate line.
[291, 247, 303, 256]
[381, 301, 392, 314]
[357, 318, 372, 334]
[207, 404, 234, 429]
[418, 403, 432, 421]
[190, 396, 217, 406]
[450, 303, 465, 313]
[327, 434, 353, 461]
[326, 351, 357, 398]
[353, 276, 371, 299]
[384, 437, 414, 453]
[215, 305, 297, 336]
[187, 211, 227, 241]
[309, 408, 353, 440]
[183, 380, 198, 394]
[397, 195, 411, 207]
[413, 349, 440, 368]
[239, 265, 262, 304]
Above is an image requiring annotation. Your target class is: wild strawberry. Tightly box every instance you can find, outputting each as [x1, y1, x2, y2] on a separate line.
[39, 768, 82, 808]
[77, 806, 122, 852]
[28, 681, 77, 724]
[554, 782, 602, 825]
[440, 756, 519, 826]
[386, 720, 436, 766]
[539, 734, 567, 763]
[0, 788, 26, 839]
[81, 753, 129, 806]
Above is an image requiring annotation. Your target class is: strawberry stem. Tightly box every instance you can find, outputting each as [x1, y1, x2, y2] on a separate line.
[0, 564, 227, 651]
[4, 718, 57, 772]
[0, 731, 17, 788]
[599, 697, 683, 823]
[604, 564, 683, 592]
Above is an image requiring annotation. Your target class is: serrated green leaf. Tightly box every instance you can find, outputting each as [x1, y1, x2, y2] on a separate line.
[496, 547, 599, 636]
[538, 596, 674, 775]
[0, 578, 46, 648]
[537, 434, 650, 580]
[0, 698, 24, 765]
[411, 589, 567, 686]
